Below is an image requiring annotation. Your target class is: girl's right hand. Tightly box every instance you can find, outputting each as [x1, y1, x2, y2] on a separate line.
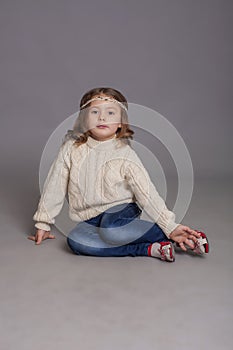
[169, 225, 201, 251]
[28, 229, 55, 245]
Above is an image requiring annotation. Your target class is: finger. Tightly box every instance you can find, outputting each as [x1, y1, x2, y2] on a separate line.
[28, 235, 36, 241]
[184, 226, 193, 234]
[186, 227, 201, 237]
[35, 235, 43, 245]
[179, 242, 187, 251]
[186, 228, 201, 239]
[187, 234, 198, 243]
[43, 233, 55, 240]
[193, 230, 201, 237]
[185, 238, 195, 249]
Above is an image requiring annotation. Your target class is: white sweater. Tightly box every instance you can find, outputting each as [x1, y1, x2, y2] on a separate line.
[33, 135, 180, 237]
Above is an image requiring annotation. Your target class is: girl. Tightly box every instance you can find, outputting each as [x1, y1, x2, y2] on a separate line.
[28, 87, 209, 262]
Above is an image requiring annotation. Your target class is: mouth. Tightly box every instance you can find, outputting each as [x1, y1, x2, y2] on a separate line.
[96, 125, 108, 128]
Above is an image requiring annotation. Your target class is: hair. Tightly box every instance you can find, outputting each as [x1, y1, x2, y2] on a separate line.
[63, 87, 134, 147]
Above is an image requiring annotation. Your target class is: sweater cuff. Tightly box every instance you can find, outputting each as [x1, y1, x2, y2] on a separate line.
[34, 222, 51, 232]
[164, 222, 181, 239]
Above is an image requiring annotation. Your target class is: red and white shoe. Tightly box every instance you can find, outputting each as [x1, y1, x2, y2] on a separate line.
[192, 231, 209, 254]
[148, 242, 175, 262]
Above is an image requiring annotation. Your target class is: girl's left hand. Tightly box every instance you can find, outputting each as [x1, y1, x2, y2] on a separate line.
[169, 225, 201, 251]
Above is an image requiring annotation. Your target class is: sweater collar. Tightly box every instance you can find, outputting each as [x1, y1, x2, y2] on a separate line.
[86, 134, 119, 151]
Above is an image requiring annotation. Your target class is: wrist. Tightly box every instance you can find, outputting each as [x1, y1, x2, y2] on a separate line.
[169, 224, 181, 240]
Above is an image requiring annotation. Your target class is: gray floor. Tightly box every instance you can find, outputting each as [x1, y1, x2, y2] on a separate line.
[1, 176, 232, 350]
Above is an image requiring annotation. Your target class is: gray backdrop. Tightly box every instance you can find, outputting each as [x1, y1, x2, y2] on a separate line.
[1, 0, 232, 229]
[1, 0, 232, 177]
[0, 1, 232, 350]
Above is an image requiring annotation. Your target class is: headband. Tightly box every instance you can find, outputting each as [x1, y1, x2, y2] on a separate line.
[80, 95, 128, 111]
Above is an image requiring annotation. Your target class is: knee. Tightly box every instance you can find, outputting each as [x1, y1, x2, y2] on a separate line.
[66, 225, 86, 253]
[67, 236, 82, 255]
[98, 226, 121, 245]
[67, 235, 105, 256]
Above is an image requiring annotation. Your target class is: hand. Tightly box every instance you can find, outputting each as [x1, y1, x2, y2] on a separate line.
[28, 229, 55, 245]
[169, 225, 201, 251]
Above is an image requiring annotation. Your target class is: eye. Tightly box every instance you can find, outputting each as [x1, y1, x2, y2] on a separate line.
[90, 110, 98, 114]
[108, 111, 115, 115]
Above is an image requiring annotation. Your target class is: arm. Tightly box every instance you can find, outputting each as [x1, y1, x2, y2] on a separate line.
[124, 149, 180, 238]
[32, 140, 72, 232]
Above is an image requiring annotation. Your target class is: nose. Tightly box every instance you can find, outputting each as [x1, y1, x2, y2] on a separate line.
[98, 110, 105, 120]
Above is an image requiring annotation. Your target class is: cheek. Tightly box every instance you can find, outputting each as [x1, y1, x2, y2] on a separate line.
[86, 116, 95, 128]
[112, 115, 121, 123]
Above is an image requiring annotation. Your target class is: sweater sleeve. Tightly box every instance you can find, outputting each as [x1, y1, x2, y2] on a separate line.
[32, 140, 72, 232]
[124, 149, 180, 238]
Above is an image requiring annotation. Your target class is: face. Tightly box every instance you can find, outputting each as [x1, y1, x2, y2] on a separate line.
[85, 95, 122, 141]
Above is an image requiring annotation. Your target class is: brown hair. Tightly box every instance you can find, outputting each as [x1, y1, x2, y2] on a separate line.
[63, 87, 134, 147]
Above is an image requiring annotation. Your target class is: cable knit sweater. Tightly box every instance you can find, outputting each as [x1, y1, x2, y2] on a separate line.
[33, 135, 180, 238]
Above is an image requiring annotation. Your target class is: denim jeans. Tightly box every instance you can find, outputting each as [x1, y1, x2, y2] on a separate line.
[67, 202, 171, 257]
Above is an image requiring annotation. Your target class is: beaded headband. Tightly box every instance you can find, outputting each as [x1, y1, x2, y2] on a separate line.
[80, 95, 128, 111]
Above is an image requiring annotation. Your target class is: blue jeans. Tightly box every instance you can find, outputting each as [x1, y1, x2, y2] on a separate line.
[67, 202, 170, 257]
